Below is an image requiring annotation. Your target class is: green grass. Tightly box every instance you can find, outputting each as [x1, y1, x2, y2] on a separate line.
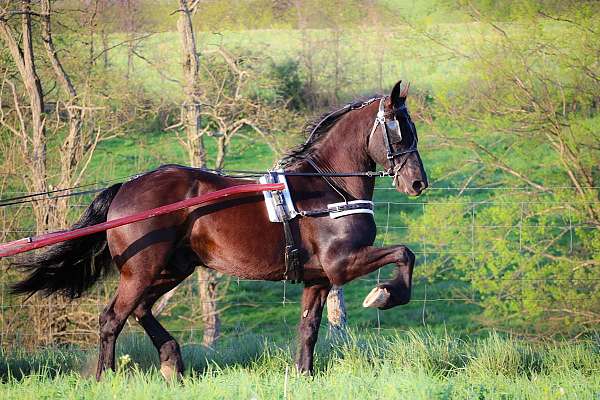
[1, 331, 598, 399]
[103, 22, 482, 103]
[153, 269, 480, 342]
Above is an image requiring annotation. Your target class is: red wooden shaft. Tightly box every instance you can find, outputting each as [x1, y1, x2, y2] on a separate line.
[0, 183, 284, 258]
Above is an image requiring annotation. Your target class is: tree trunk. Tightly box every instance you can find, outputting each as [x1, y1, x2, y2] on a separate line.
[0, 1, 64, 346]
[215, 135, 230, 170]
[177, 0, 219, 347]
[198, 268, 220, 346]
[326, 285, 348, 340]
[0, 1, 48, 233]
[100, 28, 110, 68]
[177, 0, 204, 167]
[295, 0, 318, 109]
[41, 0, 84, 229]
[125, 0, 135, 80]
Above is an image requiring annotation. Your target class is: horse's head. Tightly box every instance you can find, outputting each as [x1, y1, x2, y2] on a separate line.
[367, 81, 428, 196]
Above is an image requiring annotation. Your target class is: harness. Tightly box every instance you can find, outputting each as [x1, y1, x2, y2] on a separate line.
[2, 96, 418, 284]
[260, 171, 374, 283]
[263, 96, 419, 283]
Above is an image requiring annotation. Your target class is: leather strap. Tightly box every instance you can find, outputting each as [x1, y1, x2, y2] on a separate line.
[268, 172, 303, 283]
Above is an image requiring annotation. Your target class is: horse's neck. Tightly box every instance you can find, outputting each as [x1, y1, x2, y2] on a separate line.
[303, 157, 375, 201]
[300, 121, 376, 201]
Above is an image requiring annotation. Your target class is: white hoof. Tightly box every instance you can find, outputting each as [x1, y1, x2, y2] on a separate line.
[160, 362, 182, 381]
[362, 287, 391, 308]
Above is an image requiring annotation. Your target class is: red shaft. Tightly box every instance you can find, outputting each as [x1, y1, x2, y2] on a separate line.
[0, 183, 284, 258]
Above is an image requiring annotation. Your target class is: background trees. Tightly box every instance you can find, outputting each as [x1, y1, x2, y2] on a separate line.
[403, 2, 600, 335]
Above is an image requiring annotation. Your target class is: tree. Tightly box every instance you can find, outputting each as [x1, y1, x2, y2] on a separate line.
[169, 0, 220, 347]
[0, 0, 127, 346]
[40, 0, 86, 229]
[407, 3, 600, 336]
[198, 46, 290, 166]
[0, 0, 48, 233]
[153, 41, 300, 345]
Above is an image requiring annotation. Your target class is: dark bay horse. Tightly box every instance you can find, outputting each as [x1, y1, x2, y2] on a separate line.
[11, 81, 427, 380]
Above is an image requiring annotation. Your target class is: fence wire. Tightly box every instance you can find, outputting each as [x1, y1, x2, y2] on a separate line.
[0, 186, 598, 347]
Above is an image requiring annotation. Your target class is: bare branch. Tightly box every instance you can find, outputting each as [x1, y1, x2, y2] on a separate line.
[91, 32, 156, 63]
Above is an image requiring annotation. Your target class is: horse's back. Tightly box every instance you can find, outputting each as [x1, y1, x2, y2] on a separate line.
[107, 165, 285, 280]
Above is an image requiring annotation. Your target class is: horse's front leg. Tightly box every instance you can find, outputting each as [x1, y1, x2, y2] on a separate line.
[296, 282, 331, 374]
[325, 244, 415, 310]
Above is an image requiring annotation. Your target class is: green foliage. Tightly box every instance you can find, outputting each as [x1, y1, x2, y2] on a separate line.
[405, 191, 600, 335]
[409, 5, 600, 336]
[269, 59, 308, 110]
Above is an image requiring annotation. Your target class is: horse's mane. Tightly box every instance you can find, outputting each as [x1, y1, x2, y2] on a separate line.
[277, 95, 381, 169]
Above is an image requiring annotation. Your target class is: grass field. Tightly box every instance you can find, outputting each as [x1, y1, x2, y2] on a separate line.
[2, 331, 599, 399]
[1, 125, 596, 398]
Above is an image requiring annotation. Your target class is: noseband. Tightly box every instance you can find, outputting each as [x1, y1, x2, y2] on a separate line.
[369, 98, 418, 185]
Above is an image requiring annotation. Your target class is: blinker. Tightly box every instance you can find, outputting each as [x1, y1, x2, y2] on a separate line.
[385, 119, 402, 144]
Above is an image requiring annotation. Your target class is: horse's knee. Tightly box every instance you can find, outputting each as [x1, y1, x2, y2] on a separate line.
[396, 245, 415, 266]
[99, 310, 111, 335]
[98, 308, 125, 342]
[99, 316, 118, 340]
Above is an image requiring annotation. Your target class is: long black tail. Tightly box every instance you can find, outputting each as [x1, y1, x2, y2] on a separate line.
[11, 183, 123, 299]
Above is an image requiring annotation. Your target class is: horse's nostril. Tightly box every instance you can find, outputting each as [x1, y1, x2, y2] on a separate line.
[412, 180, 424, 192]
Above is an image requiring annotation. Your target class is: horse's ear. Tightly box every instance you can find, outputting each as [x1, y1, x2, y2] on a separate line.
[390, 80, 409, 109]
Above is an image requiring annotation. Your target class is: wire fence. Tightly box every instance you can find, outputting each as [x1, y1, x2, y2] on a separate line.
[0, 186, 598, 347]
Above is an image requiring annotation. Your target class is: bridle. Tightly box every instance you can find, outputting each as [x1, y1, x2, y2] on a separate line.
[368, 97, 419, 185]
[267, 95, 421, 204]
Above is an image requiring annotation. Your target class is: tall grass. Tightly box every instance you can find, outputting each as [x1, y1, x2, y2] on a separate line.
[1, 331, 598, 399]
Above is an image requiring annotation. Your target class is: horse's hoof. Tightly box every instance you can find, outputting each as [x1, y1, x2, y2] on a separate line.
[160, 362, 182, 381]
[362, 287, 390, 308]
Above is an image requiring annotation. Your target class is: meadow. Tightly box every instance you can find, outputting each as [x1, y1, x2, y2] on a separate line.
[2, 332, 599, 399]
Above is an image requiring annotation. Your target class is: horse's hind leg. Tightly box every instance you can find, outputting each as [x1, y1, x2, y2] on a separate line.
[96, 275, 151, 381]
[132, 268, 193, 380]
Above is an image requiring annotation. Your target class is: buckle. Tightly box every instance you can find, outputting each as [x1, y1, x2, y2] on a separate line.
[284, 246, 302, 283]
